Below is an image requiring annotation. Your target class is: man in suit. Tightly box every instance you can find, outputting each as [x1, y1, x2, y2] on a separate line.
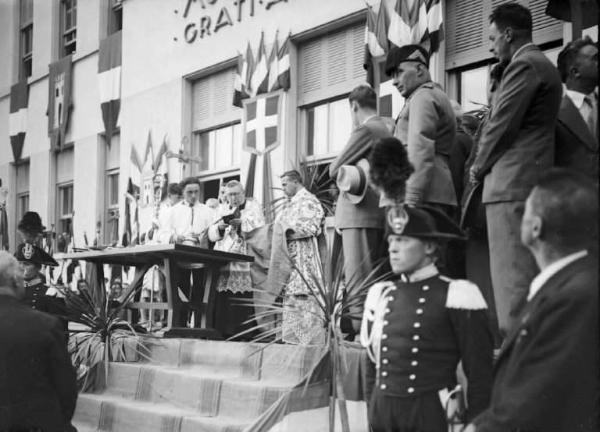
[329, 84, 392, 333]
[0, 251, 78, 432]
[555, 36, 598, 180]
[386, 44, 457, 211]
[467, 169, 599, 432]
[469, 3, 562, 335]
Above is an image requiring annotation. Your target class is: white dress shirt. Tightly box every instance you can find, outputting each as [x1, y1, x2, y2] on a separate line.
[527, 250, 588, 301]
[157, 200, 215, 244]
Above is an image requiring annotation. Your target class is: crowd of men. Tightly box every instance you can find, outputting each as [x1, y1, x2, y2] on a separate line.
[0, 2, 597, 431]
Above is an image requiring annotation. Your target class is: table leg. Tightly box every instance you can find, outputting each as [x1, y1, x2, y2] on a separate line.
[162, 258, 183, 331]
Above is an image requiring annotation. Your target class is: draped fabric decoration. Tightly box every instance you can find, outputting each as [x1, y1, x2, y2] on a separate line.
[0, 188, 9, 251]
[9, 80, 29, 162]
[387, 0, 444, 53]
[47, 55, 73, 151]
[98, 30, 122, 143]
[364, 3, 389, 86]
[242, 92, 283, 211]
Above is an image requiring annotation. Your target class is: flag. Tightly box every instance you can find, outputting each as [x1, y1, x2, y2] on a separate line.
[388, 0, 444, 53]
[143, 131, 154, 167]
[47, 55, 73, 151]
[267, 34, 280, 92]
[233, 53, 247, 107]
[276, 34, 291, 91]
[152, 134, 168, 174]
[250, 33, 269, 96]
[98, 30, 122, 143]
[364, 4, 387, 86]
[130, 144, 143, 173]
[242, 92, 282, 208]
[244, 41, 256, 94]
[9, 80, 28, 161]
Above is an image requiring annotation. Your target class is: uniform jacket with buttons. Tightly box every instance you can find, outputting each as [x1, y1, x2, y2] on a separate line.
[360, 265, 493, 420]
[394, 82, 457, 207]
[473, 255, 599, 432]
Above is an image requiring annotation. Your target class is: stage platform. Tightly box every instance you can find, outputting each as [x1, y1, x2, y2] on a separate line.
[72, 338, 370, 432]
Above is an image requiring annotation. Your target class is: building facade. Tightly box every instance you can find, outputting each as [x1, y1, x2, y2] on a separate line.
[0, 0, 596, 252]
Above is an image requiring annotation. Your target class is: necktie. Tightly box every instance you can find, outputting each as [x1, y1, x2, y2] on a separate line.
[583, 94, 598, 138]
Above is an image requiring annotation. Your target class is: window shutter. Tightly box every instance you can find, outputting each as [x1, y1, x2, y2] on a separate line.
[299, 23, 365, 106]
[56, 147, 74, 184]
[446, 0, 562, 70]
[192, 67, 240, 131]
[16, 163, 30, 194]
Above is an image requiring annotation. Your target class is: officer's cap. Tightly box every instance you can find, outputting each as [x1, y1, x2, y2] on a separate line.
[387, 205, 465, 241]
[14, 242, 59, 267]
[385, 45, 430, 76]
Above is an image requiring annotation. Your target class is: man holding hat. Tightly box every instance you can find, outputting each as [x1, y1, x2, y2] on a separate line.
[329, 84, 393, 334]
[14, 242, 62, 316]
[360, 205, 493, 432]
[386, 45, 457, 211]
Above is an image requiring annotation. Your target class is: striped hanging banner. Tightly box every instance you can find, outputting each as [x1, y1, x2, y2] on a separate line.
[9, 80, 29, 161]
[98, 31, 122, 143]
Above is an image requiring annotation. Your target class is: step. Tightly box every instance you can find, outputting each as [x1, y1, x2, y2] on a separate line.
[106, 362, 294, 419]
[75, 392, 249, 432]
[141, 339, 325, 382]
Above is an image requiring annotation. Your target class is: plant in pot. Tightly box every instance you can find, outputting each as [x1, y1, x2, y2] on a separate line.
[58, 263, 152, 392]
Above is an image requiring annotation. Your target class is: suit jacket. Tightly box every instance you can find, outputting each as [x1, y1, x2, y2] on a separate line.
[395, 82, 457, 206]
[329, 116, 392, 230]
[555, 94, 598, 180]
[472, 45, 562, 203]
[474, 255, 599, 432]
[0, 295, 78, 432]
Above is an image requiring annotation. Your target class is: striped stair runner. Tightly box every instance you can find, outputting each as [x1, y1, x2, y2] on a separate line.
[72, 339, 326, 432]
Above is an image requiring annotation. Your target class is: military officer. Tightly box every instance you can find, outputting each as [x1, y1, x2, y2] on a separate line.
[360, 205, 493, 432]
[14, 242, 61, 314]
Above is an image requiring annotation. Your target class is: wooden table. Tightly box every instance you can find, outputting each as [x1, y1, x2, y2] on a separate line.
[63, 244, 254, 339]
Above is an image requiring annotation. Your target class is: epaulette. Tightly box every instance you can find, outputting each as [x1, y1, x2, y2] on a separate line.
[444, 278, 488, 310]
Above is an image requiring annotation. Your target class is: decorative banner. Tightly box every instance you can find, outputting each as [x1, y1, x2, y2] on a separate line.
[47, 55, 73, 151]
[251, 32, 269, 96]
[274, 33, 291, 91]
[387, 0, 443, 53]
[9, 80, 29, 161]
[242, 91, 284, 208]
[98, 30, 122, 143]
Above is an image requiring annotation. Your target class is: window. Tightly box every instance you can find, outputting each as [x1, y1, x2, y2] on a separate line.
[105, 171, 119, 244]
[15, 161, 30, 243]
[57, 183, 73, 243]
[460, 65, 490, 112]
[61, 0, 77, 56]
[108, 0, 123, 34]
[104, 134, 120, 245]
[19, 0, 33, 79]
[305, 98, 352, 158]
[192, 123, 242, 173]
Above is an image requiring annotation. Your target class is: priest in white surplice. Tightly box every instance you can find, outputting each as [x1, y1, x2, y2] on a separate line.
[208, 180, 265, 338]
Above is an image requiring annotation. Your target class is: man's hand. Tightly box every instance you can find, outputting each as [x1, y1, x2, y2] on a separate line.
[463, 423, 476, 432]
[469, 166, 479, 185]
[174, 235, 186, 244]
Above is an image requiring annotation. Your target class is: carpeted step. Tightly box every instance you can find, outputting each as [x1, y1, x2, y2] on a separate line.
[106, 362, 295, 419]
[75, 392, 250, 432]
